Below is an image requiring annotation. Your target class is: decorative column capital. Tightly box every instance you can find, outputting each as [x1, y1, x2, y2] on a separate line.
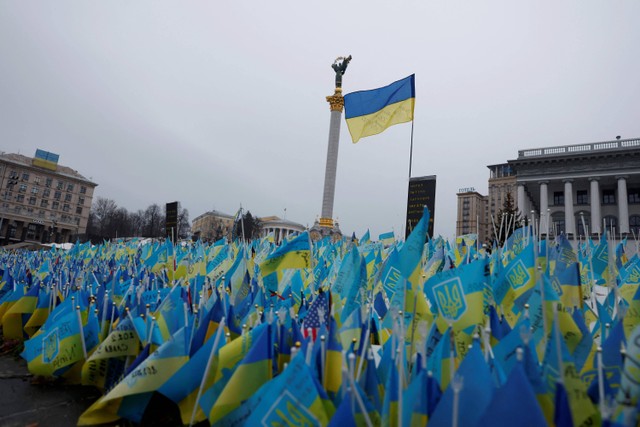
[562, 178, 574, 184]
[616, 175, 629, 181]
[326, 90, 344, 112]
[589, 177, 600, 182]
[538, 180, 549, 186]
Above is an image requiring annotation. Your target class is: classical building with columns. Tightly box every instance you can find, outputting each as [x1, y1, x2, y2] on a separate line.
[192, 210, 306, 243]
[456, 136, 640, 242]
[259, 216, 306, 244]
[509, 137, 640, 239]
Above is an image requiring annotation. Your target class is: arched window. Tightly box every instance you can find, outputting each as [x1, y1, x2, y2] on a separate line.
[630, 215, 640, 237]
[575, 211, 590, 237]
[551, 212, 565, 236]
[603, 216, 618, 234]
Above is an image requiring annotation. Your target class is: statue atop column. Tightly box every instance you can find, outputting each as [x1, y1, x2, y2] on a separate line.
[331, 55, 352, 89]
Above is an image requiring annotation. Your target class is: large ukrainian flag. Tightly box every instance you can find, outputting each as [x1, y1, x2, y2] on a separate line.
[344, 74, 415, 143]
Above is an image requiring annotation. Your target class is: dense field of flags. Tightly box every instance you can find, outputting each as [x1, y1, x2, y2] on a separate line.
[1, 207, 640, 426]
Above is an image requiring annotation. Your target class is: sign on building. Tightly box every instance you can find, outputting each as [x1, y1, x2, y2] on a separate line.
[165, 201, 179, 240]
[405, 175, 436, 239]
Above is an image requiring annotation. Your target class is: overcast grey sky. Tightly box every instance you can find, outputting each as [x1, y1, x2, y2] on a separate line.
[1, 1, 639, 240]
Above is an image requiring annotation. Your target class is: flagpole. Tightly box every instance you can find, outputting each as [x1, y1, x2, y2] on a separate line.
[408, 119, 415, 180]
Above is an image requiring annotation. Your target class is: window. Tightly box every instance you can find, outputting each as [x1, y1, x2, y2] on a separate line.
[19, 184, 27, 193]
[576, 190, 588, 205]
[629, 189, 640, 204]
[34, 176, 41, 185]
[76, 207, 83, 215]
[576, 213, 590, 236]
[551, 212, 565, 236]
[78, 197, 85, 205]
[54, 191, 61, 200]
[28, 196, 36, 205]
[80, 186, 87, 194]
[57, 180, 64, 190]
[14, 206, 21, 213]
[40, 200, 49, 208]
[603, 189, 616, 205]
[64, 193, 72, 202]
[52, 201, 59, 210]
[16, 194, 24, 202]
[67, 183, 74, 192]
[31, 187, 38, 194]
[603, 215, 617, 230]
[2, 192, 11, 201]
[553, 191, 564, 206]
[630, 215, 640, 236]
[45, 178, 52, 187]
[22, 172, 29, 181]
[63, 204, 70, 212]
[42, 189, 50, 198]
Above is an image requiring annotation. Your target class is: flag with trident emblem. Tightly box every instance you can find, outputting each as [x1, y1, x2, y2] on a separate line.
[425, 257, 488, 332]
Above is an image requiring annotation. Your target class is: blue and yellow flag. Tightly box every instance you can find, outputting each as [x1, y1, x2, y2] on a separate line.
[344, 74, 415, 143]
[259, 231, 311, 276]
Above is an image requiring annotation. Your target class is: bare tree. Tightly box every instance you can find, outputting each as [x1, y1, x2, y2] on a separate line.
[178, 207, 190, 239]
[144, 204, 164, 238]
[129, 210, 145, 237]
[91, 197, 118, 238]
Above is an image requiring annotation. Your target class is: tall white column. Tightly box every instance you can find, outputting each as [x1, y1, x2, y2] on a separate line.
[564, 179, 575, 236]
[517, 184, 526, 216]
[320, 91, 345, 228]
[590, 178, 601, 235]
[618, 176, 630, 234]
[539, 181, 549, 235]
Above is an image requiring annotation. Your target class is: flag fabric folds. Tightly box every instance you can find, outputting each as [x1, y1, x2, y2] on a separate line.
[344, 74, 415, 143]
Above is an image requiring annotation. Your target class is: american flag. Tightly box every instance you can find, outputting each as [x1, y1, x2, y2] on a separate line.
[302, 290, 330, 340]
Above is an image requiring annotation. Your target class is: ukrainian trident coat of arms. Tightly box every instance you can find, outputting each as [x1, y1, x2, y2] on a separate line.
[433, 277, 466, 321]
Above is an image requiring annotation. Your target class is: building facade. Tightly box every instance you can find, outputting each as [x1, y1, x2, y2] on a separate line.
[191, 210, 235, 242]
[0, 150, 97, 245]
[455, 189, 488, 242]
[509, 137, 640, 239]
[260, 216, 306, 244]
[192, 210, 306, 243]
[456, 137, 640, 242]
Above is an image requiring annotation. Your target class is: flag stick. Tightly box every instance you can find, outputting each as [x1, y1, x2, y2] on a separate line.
[397, 313, 404, 427]
[408, 119, 415, 180]
[189, 317, 226, 427]
[355, 303, 372, 381]
[348, 352, 374, 427]
[596, 347, 605, 416]
[76, 305, 87, 359]
[320, 335, 326, 389]
[452, 374, 463, 427]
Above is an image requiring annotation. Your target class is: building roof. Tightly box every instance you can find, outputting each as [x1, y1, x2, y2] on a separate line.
[192, 210, 235, 222]
[0, 152, 97, 185]
[260, 215, 306, 230]
[515, 137, 640, 160]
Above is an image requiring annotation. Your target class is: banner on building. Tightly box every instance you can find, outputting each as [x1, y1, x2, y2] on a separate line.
[405, 175, 436, 239]
[165, 201, 179, 240]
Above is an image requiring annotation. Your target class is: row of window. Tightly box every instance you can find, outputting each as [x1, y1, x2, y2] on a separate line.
[550, 214, 640, 236]
[3, 205, 81, 225]
[5, 187, 86, 205]
[552, 189, 640, 206]
[5, 196, 83, 214]
[5, 170, 87, 194]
